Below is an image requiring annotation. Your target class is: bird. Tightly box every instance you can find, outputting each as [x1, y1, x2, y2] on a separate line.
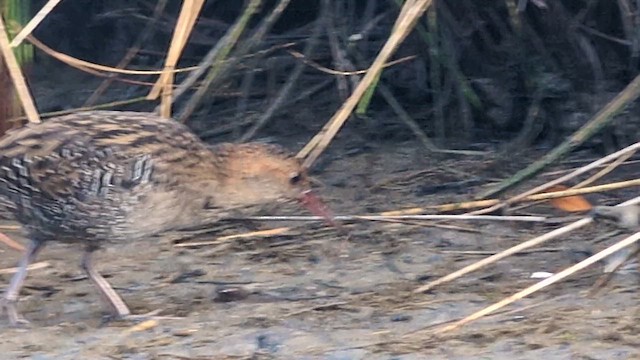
[0, 110, 332, 326]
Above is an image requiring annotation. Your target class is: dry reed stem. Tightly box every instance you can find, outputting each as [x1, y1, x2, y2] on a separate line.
[148, 0, 204, 114]
[9, 0, 62, 47]
[159, 69, 174, 118]
[245, 214, 546, 222]
[437, 230, 640, 333]
[0, 232, 24, 252]
[0, 261, 48, 274]
[377, 178, 640, 215]
[178, 179, 639, 249]
[147, 0, 204, 100]
[287, 49, 417, 76]
[469, 141, 640, 215]
[175, 214, 545, 249]
[174, 227, 291, 248]
[297, 0, 434, 168]
[575, 149, 636, 188]
[0, 16, 39, 123]
[414, 195, 640, 294]
[26, 35, 198, 76]
[525, 179, 640, 200]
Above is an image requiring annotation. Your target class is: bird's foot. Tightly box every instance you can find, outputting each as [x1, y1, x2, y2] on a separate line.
[1, 297, 30, 327]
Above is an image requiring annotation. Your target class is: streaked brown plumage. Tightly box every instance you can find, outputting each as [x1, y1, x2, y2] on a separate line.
[0, 110, 331, 325]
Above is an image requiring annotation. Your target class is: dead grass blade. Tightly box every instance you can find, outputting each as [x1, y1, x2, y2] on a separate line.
[379, 179, 640, 215]
[146, 0, 205, 118]
[470, 141, 640, 215]
[531, 179, 640, 204]
[244, 214, 546, 222]
[0, 224, 19, 230]
[0, 261, 48, 274]
[297, 0, 434, 168]
[414, 195, 640, 294]
[0, 15, 39, 123]
[286, 50, 417, 76]
[174, 227, 291, 248]
[436, 230, 640, 333]
[26, 35, 198, 76]
[8, 0, 63, 47]
[575, 145, 636, 188]
[0, 232, 25, 252]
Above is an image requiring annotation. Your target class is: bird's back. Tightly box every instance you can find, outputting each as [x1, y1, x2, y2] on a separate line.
[0, 111, 219, 243]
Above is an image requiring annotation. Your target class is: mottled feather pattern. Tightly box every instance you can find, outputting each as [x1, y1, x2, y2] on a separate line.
[0, 111, 312, 246]
[0, 111, 220, 243]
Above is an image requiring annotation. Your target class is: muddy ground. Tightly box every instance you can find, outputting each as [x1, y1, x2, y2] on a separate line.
[0, 71, 638, 359]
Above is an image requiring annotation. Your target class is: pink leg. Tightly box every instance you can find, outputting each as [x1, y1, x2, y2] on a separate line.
[2, 241, 44, 326]
[81, 248, 131, 318]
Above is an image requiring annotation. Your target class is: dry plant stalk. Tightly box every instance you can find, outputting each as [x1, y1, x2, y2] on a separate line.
[0, 15, 39, 123]
[8, 0, 62, 47]
[298, 0, 434, 168]
[288, 49, 417, 76]
[245, 214, 546, 222]
[414, 195, 640, 293]
[147, 0, 205, 118]
[437, 230, 640, 333]
[0, 232, 24, 252]
[26, 35, 198, 76]
[380, 178, 639, 215]
[0, 261, 48, 275]
[174, 227, 291, 248]
[575, 149, 636, 188]
[469, 141, 640, 215]
[181, 179, 638, 250]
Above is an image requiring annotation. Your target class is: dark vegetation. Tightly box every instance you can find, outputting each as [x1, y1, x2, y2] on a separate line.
[8, 0, 639, 152]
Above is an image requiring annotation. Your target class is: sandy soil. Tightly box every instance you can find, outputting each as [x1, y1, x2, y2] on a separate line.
[0, 139, 638, 360]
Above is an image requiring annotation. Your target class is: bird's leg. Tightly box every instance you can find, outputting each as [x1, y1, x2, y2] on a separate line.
[2, 240, 44, 326]
[80, 247, 131, 319]
[81, 247, 181, 325]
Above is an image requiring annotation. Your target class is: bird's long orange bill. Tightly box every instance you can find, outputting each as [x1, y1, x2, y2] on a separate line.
[299, 190, 335, 226]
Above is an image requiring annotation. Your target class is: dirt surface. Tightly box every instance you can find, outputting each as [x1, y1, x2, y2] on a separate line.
[0, 137, 638, 360]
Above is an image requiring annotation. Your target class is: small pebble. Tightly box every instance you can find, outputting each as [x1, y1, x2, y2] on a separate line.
[213, 286, 251, 303]
[173, 328, 198, 337]
[390, 314, 412, 322]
